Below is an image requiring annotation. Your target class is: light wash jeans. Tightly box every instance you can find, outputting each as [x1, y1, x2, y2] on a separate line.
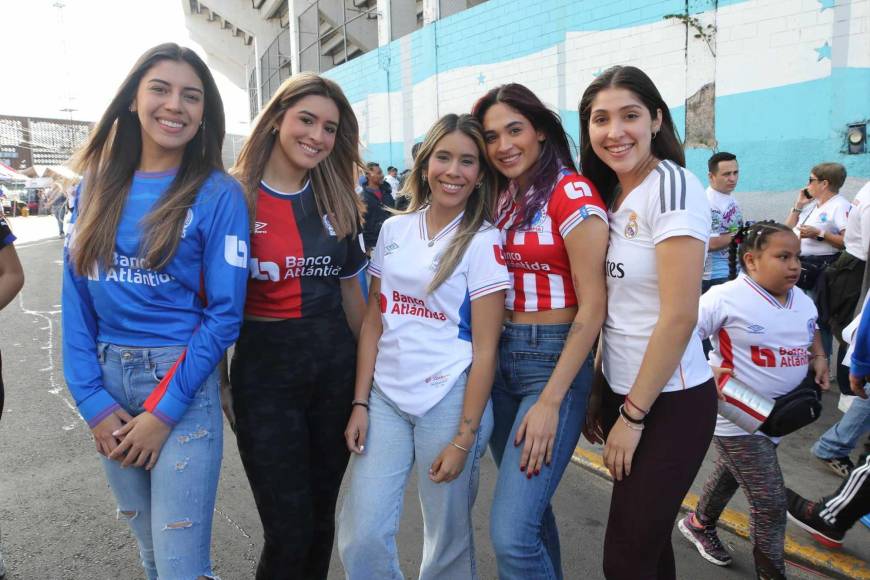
[98, 343, 222, 580]
[337, 371, 493, 579]
[812, 384, 870, 460]
[489, 322, 593, 580]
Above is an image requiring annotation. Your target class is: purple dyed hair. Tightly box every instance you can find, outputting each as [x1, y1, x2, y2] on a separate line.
[472, 83, 577, 229]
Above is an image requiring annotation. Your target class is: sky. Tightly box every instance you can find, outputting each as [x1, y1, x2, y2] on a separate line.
[1, 0, 250, 133]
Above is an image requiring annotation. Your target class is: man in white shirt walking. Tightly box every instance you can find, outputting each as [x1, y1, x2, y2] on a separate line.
[703, 152, 742, 293]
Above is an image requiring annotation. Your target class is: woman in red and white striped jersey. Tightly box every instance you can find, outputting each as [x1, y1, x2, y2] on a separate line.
[473, 83, 609, 579]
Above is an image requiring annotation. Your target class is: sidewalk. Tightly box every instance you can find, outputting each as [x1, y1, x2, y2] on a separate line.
[7, 215, 64, 245]
[575, 388, 870, 579]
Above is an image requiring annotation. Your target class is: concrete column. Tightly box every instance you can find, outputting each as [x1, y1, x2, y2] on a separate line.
[377, 0, 391, 46]
[423, 0, 439, 25]
[288, 0, 301, 74]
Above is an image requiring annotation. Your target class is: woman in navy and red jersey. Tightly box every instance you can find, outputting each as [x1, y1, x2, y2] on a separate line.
[472, 84, 609, 579]
[227, 73, 367, 579]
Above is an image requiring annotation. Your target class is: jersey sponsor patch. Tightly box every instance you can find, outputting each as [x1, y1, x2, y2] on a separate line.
[224, 235, 248, 268]
[254, 221, 268, 234]
[181, 209, 194, 239]
[564, 180, 593, 199]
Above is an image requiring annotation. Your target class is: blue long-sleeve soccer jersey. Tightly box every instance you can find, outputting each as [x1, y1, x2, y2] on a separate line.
[62, 168, 249, 427]
[851, 299, 870, 378]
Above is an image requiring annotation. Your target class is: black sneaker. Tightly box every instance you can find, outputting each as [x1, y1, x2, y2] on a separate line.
[678, 513, 732, 566]
[817, 455, 854, 477]
[785, 488, 845, 549]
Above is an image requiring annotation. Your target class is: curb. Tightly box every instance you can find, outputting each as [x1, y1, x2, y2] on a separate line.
[571, 447, 870, 580]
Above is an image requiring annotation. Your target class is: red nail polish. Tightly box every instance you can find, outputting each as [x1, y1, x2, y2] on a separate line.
[520, 465, 526, 472]
[535, 469, 540, 476]
[527, 472, 532, 479]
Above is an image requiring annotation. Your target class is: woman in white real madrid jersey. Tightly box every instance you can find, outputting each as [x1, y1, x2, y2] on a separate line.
[579, 66, 717, 579]
[337, 113, 509, 579]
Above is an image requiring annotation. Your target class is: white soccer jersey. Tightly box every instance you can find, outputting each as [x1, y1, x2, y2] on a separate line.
[602, 160, 712, 395]
[795, 194, 850, 256]
[844, 182, 870, 261]
[698, 275, 818, 438]
[369, 209, 511, 416]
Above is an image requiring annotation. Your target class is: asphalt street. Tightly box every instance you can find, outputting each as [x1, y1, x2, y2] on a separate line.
[0, 237, 827, 579]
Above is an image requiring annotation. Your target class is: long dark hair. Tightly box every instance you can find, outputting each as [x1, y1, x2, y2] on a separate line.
[578, 66, 684, 206]
[402, 114, 499, 292]
[71, 43, 225, 275]
[472, 83, 576, 229]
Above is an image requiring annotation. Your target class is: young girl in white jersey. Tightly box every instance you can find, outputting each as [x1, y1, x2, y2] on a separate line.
[680, 222, 829, 579]
[337, 114, 509, 579]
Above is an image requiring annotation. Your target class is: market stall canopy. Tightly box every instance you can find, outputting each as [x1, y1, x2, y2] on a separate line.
[20, 164, 81, 181]
[0, 162, 28, 181]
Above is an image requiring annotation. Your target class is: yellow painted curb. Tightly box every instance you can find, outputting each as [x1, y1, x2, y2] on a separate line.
[571, 446, 870, 580]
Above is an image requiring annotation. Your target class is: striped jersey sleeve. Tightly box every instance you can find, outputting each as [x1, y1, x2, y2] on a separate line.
[466, 225, 511, 301]
[548, 173, 608, 239]
[648, 160, 710, 245]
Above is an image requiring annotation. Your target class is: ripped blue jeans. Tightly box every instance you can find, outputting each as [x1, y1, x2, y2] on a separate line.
[97, 343, 222, 580]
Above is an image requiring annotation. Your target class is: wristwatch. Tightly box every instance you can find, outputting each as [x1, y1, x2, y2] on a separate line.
[815, 233, 825, 242]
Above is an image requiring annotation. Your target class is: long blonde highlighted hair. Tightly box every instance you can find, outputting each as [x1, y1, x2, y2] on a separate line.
[402, 114, 499, 292]
[232, 72, 364, 238]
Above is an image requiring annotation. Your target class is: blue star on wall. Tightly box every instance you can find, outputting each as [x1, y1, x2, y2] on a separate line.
[817, 0, 835, 11]
[477, 72, 486, 86]
[815, 41, 832, 61]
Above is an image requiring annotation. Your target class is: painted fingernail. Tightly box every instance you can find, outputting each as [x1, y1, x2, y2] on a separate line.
[359, 445, 365, 452]
[527, 472, 532, 480]
[534, 469, 540, 476]
[520, 465, 526, 472]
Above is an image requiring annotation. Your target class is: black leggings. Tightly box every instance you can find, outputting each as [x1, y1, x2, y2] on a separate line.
[602, 381, 718, 580]
[230, 311, 356, 580]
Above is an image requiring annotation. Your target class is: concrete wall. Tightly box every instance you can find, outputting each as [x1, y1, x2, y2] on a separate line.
[321, 0, 870, 192]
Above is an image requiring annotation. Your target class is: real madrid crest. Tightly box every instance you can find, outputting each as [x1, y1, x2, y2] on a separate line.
[624, 211, 638, 239]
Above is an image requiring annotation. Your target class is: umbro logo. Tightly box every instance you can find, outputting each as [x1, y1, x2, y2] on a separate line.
[385, 241, 400, 255]
[747, 324, 766, 334]
[254, 221, 268, 234]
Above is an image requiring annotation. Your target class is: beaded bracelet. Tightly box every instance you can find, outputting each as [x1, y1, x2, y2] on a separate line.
[620, 414, 645, 431]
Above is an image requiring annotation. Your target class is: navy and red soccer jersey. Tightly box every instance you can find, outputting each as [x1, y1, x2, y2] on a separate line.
[245, 180, 367, 319]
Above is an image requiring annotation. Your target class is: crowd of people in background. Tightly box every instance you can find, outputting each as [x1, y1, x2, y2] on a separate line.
[0, 40, 867, 580]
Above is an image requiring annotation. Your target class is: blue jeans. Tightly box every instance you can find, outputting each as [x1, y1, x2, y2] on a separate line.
[337, 371, 493, 579]
[812, 384, 870, 459]
[98, 343, 222, 580]
[489, 322, 593, 580]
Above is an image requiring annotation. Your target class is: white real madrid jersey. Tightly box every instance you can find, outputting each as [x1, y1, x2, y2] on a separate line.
[369, 209, 510, 416]
[698, 275, 818, 438]
[602, 160, 713, 395]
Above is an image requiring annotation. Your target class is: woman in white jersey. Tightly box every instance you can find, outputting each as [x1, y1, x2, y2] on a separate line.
[337, 113, 509, 579]
[679, 222, 828, 579]
[579, 65, 717, 579]
[784, 162, 849, 360]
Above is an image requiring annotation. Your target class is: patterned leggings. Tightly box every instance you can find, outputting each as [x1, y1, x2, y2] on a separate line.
[696, 435, 787, 577]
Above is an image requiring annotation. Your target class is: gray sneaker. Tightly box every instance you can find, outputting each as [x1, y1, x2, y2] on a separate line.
[678, 513, 732, 566]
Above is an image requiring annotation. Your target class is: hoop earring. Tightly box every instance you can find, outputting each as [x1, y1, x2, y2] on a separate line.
[652, 130, 658, 140]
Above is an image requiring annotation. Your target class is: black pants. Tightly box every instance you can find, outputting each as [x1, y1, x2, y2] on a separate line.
[230, 311, 356, 580]
[1, 348, 4, 422]
[601, 380, 718, 580]
[821, 453, 870, 531]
